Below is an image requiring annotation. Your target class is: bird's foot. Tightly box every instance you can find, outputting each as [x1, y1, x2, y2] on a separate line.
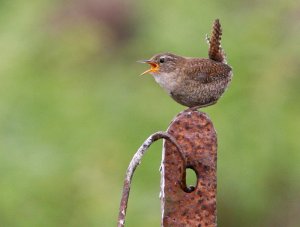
[184, 100, 218, 112]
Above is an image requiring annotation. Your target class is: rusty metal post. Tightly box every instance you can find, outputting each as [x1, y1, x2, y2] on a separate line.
[161, 110, 217, 227]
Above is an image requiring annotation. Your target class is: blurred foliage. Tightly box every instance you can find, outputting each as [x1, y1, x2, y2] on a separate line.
[0, 0, 300, 226]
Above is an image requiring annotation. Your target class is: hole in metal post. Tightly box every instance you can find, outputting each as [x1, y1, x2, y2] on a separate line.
[185, 167, 198, 193]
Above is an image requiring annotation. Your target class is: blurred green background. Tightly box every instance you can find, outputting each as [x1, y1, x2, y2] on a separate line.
[1, 0, 300, 226]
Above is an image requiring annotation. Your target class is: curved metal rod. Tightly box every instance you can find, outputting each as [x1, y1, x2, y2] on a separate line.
[117, 131, 187, 227]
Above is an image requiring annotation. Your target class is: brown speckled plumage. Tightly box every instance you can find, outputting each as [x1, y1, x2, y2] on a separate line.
[171, 58, 232, 107]
[139, 19, 233, 109]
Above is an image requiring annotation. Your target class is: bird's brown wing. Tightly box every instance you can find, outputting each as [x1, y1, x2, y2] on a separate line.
[188, 71, 212, 83]
[184, 59, 231, 84]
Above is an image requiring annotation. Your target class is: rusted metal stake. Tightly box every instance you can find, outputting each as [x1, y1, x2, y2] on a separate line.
[161, 110, 217, 227]
[117, 110, 217, 226]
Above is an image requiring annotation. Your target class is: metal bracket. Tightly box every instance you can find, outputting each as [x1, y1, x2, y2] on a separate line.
[161, 110, 217, 227]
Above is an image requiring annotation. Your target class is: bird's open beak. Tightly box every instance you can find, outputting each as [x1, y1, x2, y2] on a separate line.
[137, 60, 159, 76]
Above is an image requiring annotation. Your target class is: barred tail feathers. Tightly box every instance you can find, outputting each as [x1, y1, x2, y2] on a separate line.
[208, 19, 227, 64]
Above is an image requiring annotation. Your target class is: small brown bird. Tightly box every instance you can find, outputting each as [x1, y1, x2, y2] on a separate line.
[138, 19, 233, 109]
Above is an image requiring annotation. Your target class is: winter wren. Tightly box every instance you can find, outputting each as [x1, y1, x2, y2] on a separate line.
[138, 19, 233, 109]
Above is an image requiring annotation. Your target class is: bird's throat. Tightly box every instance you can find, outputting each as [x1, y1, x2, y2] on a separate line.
[153, 72, 178, 94]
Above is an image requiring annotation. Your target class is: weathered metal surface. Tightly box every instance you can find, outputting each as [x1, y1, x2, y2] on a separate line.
[118, 132, 186, 227]
[161, 110, 217, 227]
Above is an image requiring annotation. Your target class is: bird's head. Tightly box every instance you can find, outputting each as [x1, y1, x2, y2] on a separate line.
[138, 53, 184, 76]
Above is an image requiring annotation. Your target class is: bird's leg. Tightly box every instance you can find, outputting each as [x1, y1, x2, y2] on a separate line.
[185, 100, 218, 112]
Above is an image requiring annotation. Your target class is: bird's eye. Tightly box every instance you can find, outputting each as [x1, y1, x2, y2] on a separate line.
[159, 57, 165, 63]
